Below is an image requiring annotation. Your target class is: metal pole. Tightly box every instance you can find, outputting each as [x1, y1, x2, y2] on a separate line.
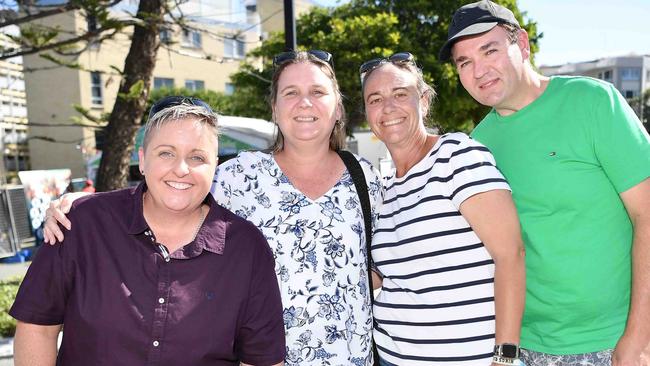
[0, 105, 6, 186]
[283, 0, 296, 51]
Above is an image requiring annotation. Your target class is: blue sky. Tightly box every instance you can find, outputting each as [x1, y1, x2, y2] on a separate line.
[518, 0, 650, 66]
[313, 0, 650, 66]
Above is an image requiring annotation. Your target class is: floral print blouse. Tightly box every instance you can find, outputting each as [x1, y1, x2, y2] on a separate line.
[212, 151, 382, 366]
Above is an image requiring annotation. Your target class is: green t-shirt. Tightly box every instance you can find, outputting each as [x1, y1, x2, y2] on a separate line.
[471, 76, 650, 354]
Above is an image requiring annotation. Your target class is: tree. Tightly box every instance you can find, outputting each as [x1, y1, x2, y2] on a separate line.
[0, 1, 183, 191]
[628, 89, 650, 132]
[351, 0, 540, 131]
[94, 0, 164, 191]
[229, 0, 540, 133]
[228, 6, 403, 128]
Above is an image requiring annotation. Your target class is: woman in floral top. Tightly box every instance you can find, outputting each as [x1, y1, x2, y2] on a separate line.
[43, 51, 383, 366]
[213, 51, 382, 366]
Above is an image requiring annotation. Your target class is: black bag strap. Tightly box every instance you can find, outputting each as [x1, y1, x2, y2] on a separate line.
[336, 150, 373, 285]
[337, 149, 380, 365]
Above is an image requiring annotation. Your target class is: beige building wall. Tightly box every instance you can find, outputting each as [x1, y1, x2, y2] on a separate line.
[257, 0, 316, 35]
[24, 9, 261, 178]
[22, 12, 85, 177]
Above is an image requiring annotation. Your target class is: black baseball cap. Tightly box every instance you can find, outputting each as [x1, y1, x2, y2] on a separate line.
[439, 0, 520, 62]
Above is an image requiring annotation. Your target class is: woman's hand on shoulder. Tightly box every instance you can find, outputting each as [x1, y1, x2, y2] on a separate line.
[43, 192, 90, 245]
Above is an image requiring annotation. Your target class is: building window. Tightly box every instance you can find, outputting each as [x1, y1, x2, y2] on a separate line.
[153, 77, 174, 89]
[87, 16, 98, 32]
[624, 90, 637, 99]
[90, 72, 103, 105]
[87, 15, 100, 49]
[224, 83, 235, 96]
[13, 78, 25, 91]
[160, 28, 172, 44]
[600, 70, 612, 82]
[185, 79, 205, 91]
[182, 29, 202, 49]
[621, 68, 641, 81]
[224, 37, 245, 59]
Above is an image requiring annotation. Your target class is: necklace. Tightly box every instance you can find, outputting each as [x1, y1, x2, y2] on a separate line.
[143, 192, 207, 244]
[191, 205, 207, 242]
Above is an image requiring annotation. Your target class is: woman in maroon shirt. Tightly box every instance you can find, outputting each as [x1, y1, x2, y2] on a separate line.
[10, 98, 286, 366]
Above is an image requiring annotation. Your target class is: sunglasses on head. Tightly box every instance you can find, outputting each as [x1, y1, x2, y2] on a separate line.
[272, 49, 334, 68]
[359, 52, 415, 81]
[148, 96, 214, 120]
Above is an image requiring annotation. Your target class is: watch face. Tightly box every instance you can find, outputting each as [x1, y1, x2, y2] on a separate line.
[502, 344, 519, 358]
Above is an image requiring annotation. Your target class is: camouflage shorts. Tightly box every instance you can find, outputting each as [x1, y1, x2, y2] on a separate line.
[520, 348, 613, 366]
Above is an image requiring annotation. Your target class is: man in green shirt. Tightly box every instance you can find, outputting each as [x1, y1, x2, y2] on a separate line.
[438, 1, 650, 366]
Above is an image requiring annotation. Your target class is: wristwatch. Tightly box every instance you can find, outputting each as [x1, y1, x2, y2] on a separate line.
[493, 343, 520, 359]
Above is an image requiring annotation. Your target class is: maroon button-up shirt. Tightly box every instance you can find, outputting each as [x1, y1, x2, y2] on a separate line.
[11, 183, 285, 365]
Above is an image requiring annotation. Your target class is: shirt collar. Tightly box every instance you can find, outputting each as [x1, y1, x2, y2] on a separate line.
[184, 196, 226, 256]
[127, 182, 148, 235]
[126, 182, 226, 256]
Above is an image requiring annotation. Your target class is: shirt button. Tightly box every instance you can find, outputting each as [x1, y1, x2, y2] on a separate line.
[158, 298, 165, 304]
[153, 340, 159, 347]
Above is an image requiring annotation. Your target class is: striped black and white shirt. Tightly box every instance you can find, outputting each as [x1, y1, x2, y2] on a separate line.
[372, 133, 510, 366]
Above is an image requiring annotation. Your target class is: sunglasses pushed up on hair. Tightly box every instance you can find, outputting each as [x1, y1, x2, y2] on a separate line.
[359, 52, 415, 82]
[272, 50, 333, 69]
[148, 96, 214, 120]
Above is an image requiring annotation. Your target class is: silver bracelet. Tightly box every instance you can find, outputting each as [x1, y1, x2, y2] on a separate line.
[492, 355, 519, 365]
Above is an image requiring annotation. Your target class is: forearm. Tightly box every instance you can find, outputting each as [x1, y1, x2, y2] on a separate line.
[14, 321, 61, 366]
[493, 250, 526, 344]
[458, 190, 526, 345]
[621, 222, 650, 348]
[371, 270, 383, 290]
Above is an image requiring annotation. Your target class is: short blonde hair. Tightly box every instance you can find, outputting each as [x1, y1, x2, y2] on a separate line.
[144, 103, 219, 154]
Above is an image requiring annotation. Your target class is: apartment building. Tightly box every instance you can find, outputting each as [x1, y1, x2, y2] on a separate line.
[0, 27, 29, 183]
[23, 0, 316, 178]
[539, 55, 650, 118]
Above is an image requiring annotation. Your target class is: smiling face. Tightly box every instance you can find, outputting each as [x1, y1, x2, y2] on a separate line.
[272, 62, 342, 151]
[138, 118, 217, 215]
[362, 63, 429, 150]
[452, 25, 530, 115]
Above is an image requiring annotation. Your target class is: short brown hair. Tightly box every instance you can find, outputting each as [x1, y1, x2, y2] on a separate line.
[499, 23, 520, 44]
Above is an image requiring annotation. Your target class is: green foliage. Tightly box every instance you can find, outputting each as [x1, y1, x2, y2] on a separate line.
[15, 24, 60, 48]
[628, 88, 650, 131]
[349, 0, 540, 132]
[228, 5, 403, 129]
[0, 275, 23, 337]
[71, 104, 110, 125]
[229, 0, 541, 133]
[117, 79, 145, 101]
[39, 53, 82, 69]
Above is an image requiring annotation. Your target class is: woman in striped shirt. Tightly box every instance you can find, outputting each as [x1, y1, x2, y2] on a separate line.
[360, 53, 526, 366]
